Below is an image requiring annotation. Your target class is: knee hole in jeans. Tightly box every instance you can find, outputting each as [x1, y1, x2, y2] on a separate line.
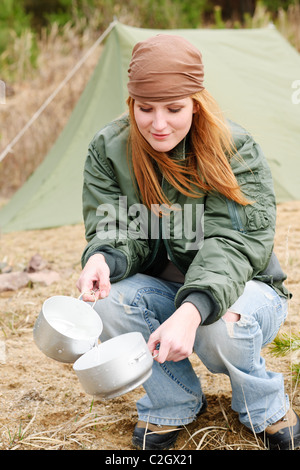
[223, 310, 241, 322]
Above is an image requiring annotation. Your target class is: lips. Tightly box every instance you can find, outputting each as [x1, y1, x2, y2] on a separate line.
[151, 133, 170, 140]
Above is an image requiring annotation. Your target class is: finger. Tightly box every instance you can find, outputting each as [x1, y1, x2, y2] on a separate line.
[147, 336, 160, 359]
[154, 341, 170, 363]
[77, 269, 108, 299]
[80, 291, 98, 302]
[76, 274, 95, 294]
[148, 336, 170, 364]
[98, 280, 111, 299]
[77, 277, 100, 301]
[147, 330, 160, 350]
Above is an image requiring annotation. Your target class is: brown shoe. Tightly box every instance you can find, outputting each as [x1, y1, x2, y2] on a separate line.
[132, 396, 208, 450]
[132, 421, 182, 450]
[264, 408, 300, 450]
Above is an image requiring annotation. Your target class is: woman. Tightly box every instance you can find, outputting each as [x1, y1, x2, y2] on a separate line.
[77, 34, 300, 450]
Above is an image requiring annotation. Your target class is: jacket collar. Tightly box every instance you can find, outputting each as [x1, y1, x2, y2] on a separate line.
[169, 132, 191, 160]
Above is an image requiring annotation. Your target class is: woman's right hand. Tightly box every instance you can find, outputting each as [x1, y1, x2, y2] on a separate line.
[76, 253, 111, 301]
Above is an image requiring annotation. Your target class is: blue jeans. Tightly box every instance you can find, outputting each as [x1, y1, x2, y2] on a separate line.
[94, 274, 289, 433]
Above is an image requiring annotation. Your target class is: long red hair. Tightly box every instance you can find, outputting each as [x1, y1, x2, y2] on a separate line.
[127, 90, 250, 208]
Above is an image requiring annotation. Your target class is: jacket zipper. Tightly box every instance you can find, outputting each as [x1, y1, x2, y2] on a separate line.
[226, 199, 246, 233]
[160, 176, 185, 274]
[142, 175, 182, 273]
[140, 216, 162, 272]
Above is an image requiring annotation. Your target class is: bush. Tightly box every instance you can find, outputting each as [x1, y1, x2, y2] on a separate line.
[0, 0, 38, 81]
[271, 332, 300, 386]
[1, 0, 299, 82]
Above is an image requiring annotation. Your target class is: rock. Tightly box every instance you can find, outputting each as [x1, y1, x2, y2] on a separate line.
[25, 254, 48, 273]
[0, 272, 30, 292]
[28, 270, 60, 286]
[0, 269, 60, 292]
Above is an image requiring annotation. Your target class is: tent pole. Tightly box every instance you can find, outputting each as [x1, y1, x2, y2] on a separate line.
[0, 19, 118, 164]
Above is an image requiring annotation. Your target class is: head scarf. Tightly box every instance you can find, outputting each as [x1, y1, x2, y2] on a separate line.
[127, 34, 204, 102]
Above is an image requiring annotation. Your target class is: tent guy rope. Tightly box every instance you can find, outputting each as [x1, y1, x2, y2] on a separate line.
[0, 19, 118, 164]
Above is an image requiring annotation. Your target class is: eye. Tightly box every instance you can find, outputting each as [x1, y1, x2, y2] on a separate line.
[168, 108, 181, 113]
[139, 107, 152, 113]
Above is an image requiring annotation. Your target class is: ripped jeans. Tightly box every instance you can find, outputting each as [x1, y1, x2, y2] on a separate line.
[94, 274, 289, 433]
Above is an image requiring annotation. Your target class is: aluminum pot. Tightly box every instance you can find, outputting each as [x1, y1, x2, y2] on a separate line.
[33, 295, 103, 363]
[73, 332, 153, 399]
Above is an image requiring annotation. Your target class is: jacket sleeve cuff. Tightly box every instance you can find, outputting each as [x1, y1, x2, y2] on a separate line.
[181, 291, 220, 325]
[86, 246, 127, 281]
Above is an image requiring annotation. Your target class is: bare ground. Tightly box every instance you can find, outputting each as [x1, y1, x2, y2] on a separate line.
[0, 201, 299, 451]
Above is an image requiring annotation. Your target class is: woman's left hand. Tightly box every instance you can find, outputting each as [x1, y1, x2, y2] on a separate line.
[147, 303, 201, 363]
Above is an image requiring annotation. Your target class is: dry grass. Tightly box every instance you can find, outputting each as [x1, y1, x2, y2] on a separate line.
[0, 22, 103, 198]
[277, 3, 300, 51]
[0, 203, 299, 451]
[4, 407, 135, 450]
[1, 407, 266, 451]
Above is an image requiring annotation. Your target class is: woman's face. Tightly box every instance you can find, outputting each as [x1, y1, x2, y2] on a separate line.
[133, 97, 197, 152]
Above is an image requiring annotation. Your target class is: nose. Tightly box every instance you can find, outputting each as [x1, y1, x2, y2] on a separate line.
[152, 110, 167, 131]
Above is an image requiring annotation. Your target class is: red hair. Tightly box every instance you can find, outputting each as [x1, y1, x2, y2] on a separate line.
[127, 90, 250, 209]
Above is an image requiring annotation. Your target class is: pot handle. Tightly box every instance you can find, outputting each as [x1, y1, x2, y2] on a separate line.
[129, 350, 158, 365]
[78, 292, 97, 309]
[128, 350, 148, 365]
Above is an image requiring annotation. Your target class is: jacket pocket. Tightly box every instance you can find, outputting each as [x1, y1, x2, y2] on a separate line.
[229, 171, 271, 233]
[243, 204, 270, 231]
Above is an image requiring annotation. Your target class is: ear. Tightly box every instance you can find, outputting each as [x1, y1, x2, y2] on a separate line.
[193, 100, 200, 114]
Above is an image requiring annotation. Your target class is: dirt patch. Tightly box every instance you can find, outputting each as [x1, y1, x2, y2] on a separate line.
[0, 202, 299, 450]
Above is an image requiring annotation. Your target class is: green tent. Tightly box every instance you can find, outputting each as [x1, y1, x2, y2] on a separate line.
[1, 21, 300, 232]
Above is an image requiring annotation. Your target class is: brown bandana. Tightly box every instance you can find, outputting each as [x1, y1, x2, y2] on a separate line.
[127, 34, 205, 102]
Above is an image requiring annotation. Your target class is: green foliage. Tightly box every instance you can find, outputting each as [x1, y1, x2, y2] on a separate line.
[0, 0, 32, 53]
[261, 0, 298, 12]
[44, 0, 211, 30]
[271, 332, 300, 385]
[271, 332, 300, 356]
[0, 0, 38, 80]
[2, 0, 299, 35]
[0, 0, 298, 82]
[213, 5, 226, 28]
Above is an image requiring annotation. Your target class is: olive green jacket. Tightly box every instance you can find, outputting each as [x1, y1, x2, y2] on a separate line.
[81, 115, 289, 325]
